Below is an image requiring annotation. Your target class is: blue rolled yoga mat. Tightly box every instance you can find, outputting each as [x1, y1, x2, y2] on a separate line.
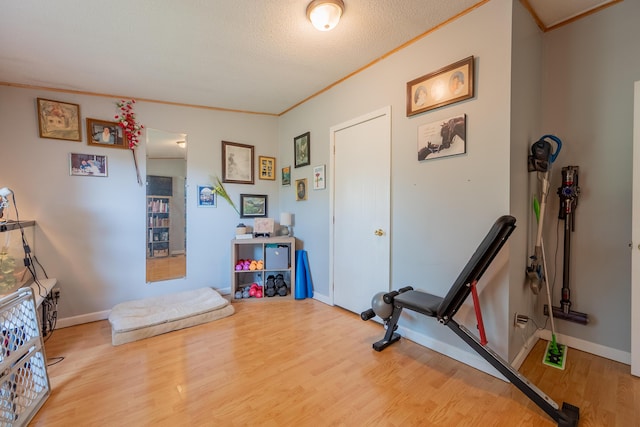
[295, 250, 313, 299]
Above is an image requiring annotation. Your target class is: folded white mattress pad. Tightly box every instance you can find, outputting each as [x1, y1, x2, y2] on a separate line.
[108, 287, 234, 345]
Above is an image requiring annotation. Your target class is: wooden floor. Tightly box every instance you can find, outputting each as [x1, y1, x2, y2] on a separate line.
[146, 254, 186, 282]
[32, 299, 639, 426]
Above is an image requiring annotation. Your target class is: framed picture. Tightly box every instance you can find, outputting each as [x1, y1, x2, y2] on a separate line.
[240, 194, 268, 218]
[86, 118, 127, 149]
[406, 56, 474, 117]
[37, 98, 82, 141]
[295, 178, 308, 201]
[294, 132, 310, 168]
[313, 165, 326, 190]
[282, 166, 291, 186]
[69, 153, 108, 177]
[417, 114, 466, 161]
[258, 156, 276, 180]
[197, 185, 216, 207]
[222, 141, 254, 184]
[254, 218, 275, 235]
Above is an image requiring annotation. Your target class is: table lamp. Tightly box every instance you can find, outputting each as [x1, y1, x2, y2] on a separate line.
[280, 212, 292, 236]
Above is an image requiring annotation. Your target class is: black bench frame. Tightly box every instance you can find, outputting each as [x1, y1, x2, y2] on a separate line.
[363, 215, 579, 427]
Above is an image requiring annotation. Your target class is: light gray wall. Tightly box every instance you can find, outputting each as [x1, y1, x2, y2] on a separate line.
[0, 86, 279, 320]
[508, 0, 544, 359]
[540, 0, 640, 352]
[279, 0, 516, 362]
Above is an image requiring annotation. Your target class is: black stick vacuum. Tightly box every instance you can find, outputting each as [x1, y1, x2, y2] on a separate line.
[545, 166, 589, 325]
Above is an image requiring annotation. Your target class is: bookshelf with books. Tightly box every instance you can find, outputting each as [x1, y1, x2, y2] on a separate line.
[147, 195, 171, 258]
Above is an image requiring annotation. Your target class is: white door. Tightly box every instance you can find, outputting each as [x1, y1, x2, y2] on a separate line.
[632, 80, 640, 377]
[331, 106, 391, 314]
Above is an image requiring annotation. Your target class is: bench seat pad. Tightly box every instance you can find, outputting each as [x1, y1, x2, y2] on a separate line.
[393, 290, 443, 317]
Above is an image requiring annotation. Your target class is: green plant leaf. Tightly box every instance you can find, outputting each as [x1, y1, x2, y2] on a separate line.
[211, 176, 239, 215]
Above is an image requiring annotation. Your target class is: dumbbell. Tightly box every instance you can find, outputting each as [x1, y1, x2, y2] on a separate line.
[274, 274, 287, 296]
[265, 275, 276, 297]
[277, 285, 288, 297]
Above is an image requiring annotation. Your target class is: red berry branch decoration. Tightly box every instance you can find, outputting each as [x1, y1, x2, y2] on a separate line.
[115, 99, 144, 184]
[115, 99, 144, 149]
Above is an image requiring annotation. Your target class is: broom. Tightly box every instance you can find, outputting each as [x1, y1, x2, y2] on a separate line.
[534, 196, 567, 369]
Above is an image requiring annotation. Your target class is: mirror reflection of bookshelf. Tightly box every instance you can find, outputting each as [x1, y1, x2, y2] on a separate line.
[147, 195, 171, 258]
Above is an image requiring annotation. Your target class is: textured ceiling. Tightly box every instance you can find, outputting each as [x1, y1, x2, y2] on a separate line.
[0, 1, 621, 115]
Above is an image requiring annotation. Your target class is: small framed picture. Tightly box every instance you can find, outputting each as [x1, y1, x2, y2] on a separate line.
[313, 165, 326, 190]
[259, 156, 276, 180]
[294, 132, 310, 168]
[87, 118, 127, 149]
[295, 178, 308, 201]
[406, 56, 474, 117]
[417, 114, 466, 161]
[222, 140, 254, 184]
[69, 153, 108, 177]
[282, 166, 291, 186]
[197, 185, 216, 207]
[240, 194, 268, 218]
[254, 218, 275, 235]
[37, 98, 82, 141]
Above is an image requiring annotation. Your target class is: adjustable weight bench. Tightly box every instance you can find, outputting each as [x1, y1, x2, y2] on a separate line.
[361, 215, 579, 427]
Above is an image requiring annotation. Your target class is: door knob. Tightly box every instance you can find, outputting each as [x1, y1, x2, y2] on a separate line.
[374, 229, 384, 236]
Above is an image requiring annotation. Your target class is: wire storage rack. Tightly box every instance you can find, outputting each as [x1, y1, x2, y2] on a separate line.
[0, 288, 50, 426]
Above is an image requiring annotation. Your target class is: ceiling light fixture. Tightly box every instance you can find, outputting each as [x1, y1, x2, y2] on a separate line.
[176, 140, 186, 148]
[306, 0, 344, 32]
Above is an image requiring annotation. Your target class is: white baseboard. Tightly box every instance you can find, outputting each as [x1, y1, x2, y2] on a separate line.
[312, 292, 332, 305]
[398, 326, 508, 381]
[56, 310, 110, 329]
[216, 286, 231, 296]
[510, 333, 540, 369]
[55, 290, 327, 328]
[536, 329, 631, 365]
[56, 287, 234, 329]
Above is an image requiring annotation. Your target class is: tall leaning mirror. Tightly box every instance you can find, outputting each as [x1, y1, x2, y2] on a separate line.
[146, 128, 187, 282]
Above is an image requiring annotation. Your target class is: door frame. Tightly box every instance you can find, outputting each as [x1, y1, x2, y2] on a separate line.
[329, 106, 392, 305]
[632, 80, 640, 377]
